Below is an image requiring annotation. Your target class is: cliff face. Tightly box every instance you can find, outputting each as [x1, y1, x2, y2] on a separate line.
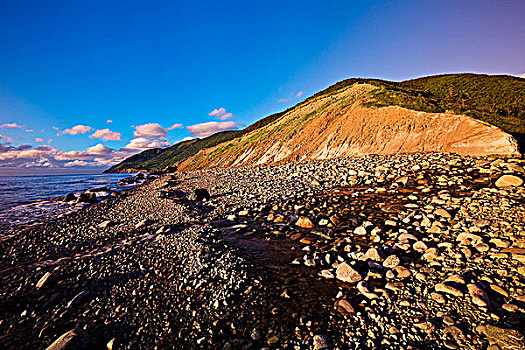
[179, 83, 519, 171]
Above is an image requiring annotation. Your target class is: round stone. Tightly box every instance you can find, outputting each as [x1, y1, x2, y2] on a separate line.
[495, 175, 523, 188]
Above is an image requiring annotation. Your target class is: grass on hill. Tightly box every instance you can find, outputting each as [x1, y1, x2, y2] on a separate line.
[106, 73, 525, 172]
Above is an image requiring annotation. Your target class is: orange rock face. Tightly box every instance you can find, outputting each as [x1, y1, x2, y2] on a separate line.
[179, 84, 520, 170]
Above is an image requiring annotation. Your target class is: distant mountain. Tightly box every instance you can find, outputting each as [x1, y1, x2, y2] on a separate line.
[106, 74, 524, 173]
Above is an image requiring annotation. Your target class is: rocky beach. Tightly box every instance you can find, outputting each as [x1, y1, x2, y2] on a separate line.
[1, 154, 525, 349]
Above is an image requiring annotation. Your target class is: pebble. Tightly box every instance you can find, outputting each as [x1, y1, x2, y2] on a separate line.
[336, 262, 362, 283]
[383, 255, 400, 268]
[467, 284, 489, 307]
[435, 283, 463, 297]
[2, 153, 525, 349]
[36, 272, 53, 289]
[296, 216, 314, 229]
[495, 175, 523, 188]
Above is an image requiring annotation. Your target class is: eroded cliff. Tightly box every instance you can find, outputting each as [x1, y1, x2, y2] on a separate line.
[179, 83, 519, 170]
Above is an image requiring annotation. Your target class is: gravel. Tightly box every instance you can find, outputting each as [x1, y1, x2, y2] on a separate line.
[1, 153, 524, 349]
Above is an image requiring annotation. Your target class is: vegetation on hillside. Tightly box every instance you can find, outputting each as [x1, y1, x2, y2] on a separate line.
[106, 73, 525, 172]
[105, 110, 291, 172]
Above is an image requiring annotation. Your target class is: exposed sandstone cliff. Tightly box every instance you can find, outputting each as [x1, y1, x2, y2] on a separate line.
[179, 83, 519, 171]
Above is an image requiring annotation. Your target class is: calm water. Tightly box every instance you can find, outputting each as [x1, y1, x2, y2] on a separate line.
[0, 173, 137, 229]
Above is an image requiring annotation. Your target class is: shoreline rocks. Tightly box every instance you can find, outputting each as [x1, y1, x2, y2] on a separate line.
[1, 153, 524, 349]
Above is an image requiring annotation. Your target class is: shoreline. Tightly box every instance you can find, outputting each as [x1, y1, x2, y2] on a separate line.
[1, 154, 524, 349]
[0, 173, 153, 233]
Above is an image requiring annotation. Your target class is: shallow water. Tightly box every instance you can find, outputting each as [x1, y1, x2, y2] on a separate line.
[0, 173, 136, 229]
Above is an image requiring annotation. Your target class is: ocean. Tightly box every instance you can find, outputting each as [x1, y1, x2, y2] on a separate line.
[0, 173, 138, 229]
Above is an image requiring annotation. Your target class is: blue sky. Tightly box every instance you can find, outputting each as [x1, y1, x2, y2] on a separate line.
[1, 0, 524, 174]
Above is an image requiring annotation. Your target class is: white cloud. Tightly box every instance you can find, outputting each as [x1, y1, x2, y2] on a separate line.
[0, 134, 13, 141]
[218, 113, 233, 120]
[89, 128, 122, 141]
[0, 121, 182, 169]
[0, 122, 23, 128]
[208, 108, 234, 121]
[106, 119, 113, 123]
[124, 123, 171, 150]
[22, 158, 54, 168]
[208, 108, 226, 117]
[167, 123, 183, 130]
[64, 160, 90, 167]
[124, 137, 171, 150]
[133, 123, 167, 138]
[296, 90, 304, 98]
[0, 141, 134, 169]
[25, 129, 33, 133]
[187, 121, 243, 138]
[87, 143, 113, 155]
[58, 125, 93, 136]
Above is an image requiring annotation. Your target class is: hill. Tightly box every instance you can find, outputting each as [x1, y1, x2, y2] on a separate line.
[106, 74, 524, 173]
[105, 110, 289, 173]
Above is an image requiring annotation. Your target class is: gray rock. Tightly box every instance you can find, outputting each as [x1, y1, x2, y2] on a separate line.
[467, 284, 489, 307]
[495, 175, 523, 188]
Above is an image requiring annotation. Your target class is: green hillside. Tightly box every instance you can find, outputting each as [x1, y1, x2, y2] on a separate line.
[106, 73, 525, 173]
[105, 111, 290, 173]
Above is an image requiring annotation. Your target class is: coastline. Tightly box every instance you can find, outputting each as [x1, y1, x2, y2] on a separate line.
[0, 173, 150, 233]
[1, 153, 524, 349]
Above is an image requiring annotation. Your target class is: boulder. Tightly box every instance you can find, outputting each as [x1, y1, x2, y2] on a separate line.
[63, 193, 76, 202]
[467, 284, 489, 307]
[189, 188, 210, 201]
[313, 334, 330, 350]
[98, 220, 115, 228]
[334, 299, 355, 315]
[135, 219, 155, 229]
[76, 192, 97, 204]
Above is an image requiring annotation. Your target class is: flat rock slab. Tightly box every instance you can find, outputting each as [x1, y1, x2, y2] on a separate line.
[477, 324, 525, 350]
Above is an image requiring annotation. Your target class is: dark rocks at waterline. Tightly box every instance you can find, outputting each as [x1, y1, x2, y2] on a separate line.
[63, 193, 76, 202]
[86, 186, 109, 193]
[76, 192, 97, 204]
